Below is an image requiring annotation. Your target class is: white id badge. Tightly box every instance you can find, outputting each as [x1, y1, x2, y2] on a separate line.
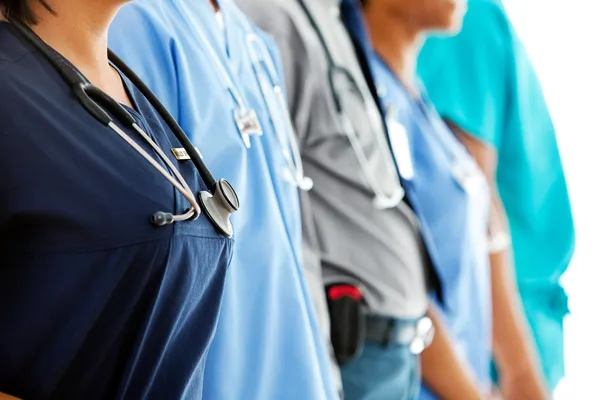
[387, 120, 414, 181]
[234, 108, 263, 148]
[451, 160, 485, 194]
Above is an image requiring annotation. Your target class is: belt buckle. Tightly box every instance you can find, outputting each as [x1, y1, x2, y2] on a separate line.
[409, 317, 435, 355]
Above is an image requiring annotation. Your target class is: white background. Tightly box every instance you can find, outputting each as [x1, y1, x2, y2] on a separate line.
[503, 1, 600, 398]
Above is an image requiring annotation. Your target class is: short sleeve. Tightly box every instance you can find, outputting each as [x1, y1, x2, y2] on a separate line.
[108, 3, 180, 119]
[417, 0, 512, 149]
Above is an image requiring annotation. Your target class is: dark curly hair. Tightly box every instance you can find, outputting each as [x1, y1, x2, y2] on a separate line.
[0, 0, 55, 24]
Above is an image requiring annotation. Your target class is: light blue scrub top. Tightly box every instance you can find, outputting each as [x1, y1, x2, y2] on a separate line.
[418, 0, 575, 389]
[109, 1, 337, 399]
[371, 59, 493, 397]
[341, 3, 493, 393]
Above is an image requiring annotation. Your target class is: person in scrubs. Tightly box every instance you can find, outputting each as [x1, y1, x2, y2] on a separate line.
[0, 0, 233, 399]
[108, 1, 338, 399]
[418, 0, 575, 394]
[343, 0, 541, 398]
[238, 1, 463, 399]
[342, 0, 492, 398]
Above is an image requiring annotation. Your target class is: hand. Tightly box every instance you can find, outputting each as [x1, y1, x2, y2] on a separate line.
[499, 369, 550, 400]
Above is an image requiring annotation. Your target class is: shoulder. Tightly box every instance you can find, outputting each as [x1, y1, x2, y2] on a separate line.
[422, 0, 512, 56]
[0, 54, 48, 124]
[0, 55, 69, 169]
[419, 0, 513, 81]
[460, 0, 512, 42]
[465, 0, 510, 18]
[0, 24, 79, 125]
[226, 1, 277, 46]
[111, 0, 177, 44]
[113, 0, 167, 23]
[109, 1, 181, 106]
[235, 0, 314, 50]
[0, 65, 25, 123]
[235, 0, 297, 25]
[0, 23, 34, 66]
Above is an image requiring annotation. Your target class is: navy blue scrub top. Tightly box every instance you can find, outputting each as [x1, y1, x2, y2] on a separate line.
[0, 22, 233, 400]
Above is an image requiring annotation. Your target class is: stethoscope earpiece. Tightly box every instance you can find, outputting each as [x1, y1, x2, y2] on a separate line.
[151, 211, 175, 227]
[198, 179, 239, 238]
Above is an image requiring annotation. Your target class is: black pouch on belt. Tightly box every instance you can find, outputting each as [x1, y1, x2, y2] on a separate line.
[326, 283, 366, 366]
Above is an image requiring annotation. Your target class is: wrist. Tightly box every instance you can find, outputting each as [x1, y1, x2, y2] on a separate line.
[503, 365, 545, 386]
[499, 367, 550, 400]
[439, 376, 484, 400]
[494, 334, 540, 378]
[496, 351, 541, 383]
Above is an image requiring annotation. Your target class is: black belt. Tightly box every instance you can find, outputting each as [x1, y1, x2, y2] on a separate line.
[365, 315, 435, 354]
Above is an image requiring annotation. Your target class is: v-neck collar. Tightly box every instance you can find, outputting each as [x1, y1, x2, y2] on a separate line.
[172, 0, 247, 95]
[208, 0, 233, 59]
[174, 0, 235, 62]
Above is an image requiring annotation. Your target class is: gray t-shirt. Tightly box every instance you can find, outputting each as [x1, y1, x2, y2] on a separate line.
[238, 0, 430, 319]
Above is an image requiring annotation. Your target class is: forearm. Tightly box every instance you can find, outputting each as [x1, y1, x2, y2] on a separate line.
[421, 304, 484, 400]
[488, 197, 546, 391]
[449, 124, 548, 398]
[490, 247, 538, 374]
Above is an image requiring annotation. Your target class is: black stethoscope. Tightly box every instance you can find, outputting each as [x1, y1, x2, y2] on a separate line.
[7, 16, 239, 238]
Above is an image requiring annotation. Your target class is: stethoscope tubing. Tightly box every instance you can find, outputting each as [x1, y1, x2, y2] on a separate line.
[296, 0, 404, 208]
[244, 31, 314, 190]
[6, 16, 240, 234]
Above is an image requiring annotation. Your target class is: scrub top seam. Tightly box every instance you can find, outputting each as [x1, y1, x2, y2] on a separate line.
[4, 233, 228, 255]
[0, 49, 35, 66]
[172, 0, 249, 111]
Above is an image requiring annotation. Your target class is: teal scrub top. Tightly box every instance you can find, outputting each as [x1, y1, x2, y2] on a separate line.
[418, 0, 575, 389]
[418, 0, 575, 286]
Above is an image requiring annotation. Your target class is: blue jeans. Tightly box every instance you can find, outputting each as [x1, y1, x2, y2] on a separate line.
[341, 340, 420, 400]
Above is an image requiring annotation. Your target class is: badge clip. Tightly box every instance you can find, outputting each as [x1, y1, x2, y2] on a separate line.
[171, 147, 203, 161]
[234, 108, 263, 148]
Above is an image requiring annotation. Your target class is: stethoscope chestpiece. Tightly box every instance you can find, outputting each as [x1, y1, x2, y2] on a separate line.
[198, 179, 239, 238]
[372, 187, 405, 210]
